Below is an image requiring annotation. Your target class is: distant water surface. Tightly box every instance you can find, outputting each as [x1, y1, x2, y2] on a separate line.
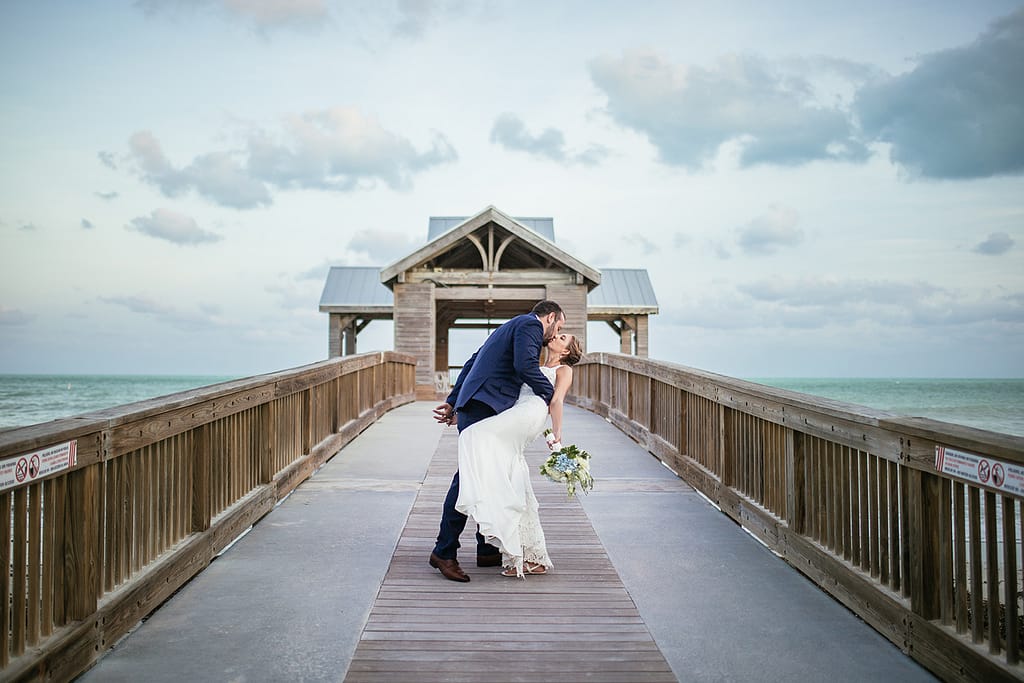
[0, 375, 237, 429]
[749, 377, 1024, 437]
[1, 374, 1021, 438]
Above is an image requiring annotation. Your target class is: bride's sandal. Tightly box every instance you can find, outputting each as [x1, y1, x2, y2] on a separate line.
[524, 562, 548, 575]
[501, 567, 523, 578]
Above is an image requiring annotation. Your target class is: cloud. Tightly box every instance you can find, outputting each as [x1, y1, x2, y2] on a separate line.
[247, 107, 457, 192]
[95, 191, 119, 201]
[670, 278, 1024, 331]
[128, 109, 457, 208]
[736, 205, 803, 255]
[490, 112, 608, 166]
[97, 150, 117, 169]
[19, 223, 38, 232]
[128, 131, 271, 208]
[127, 208, 222, 245]
[136, 0, 328, 31]
[81, 218, 95, 230]
[854, 9, 1024, 179]
[101, 294, 229, 330]
[590, 51, 869, 170]
[0, 306, 34, 326]
[973, 231, 1014, 255]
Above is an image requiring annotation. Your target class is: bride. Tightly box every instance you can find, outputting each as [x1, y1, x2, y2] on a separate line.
[454, 332, 584, 578]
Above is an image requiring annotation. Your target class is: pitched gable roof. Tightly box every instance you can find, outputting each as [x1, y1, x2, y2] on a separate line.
[380, 205, 600, 289]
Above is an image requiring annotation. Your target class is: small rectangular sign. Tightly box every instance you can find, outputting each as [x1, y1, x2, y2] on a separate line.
[0, 440, 78, 492]
[935, 445, 1024, 497]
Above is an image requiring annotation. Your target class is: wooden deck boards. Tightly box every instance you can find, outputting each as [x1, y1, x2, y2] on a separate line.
[343, 429, 677, 683]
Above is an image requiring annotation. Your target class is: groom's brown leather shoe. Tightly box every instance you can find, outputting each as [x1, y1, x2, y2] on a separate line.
[429, 553, 470, 582]
[477, 553, 502, 567]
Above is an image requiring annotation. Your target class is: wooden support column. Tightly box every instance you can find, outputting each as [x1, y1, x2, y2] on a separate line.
[619, 319, 632, 354]
[435, 316, 452, 390]
[328, 313, 342, 358]
[394, 282, 436, 399]
[635, 315, 649, 357]
[545, 283, 588, 351]
[344, 320, 357, 355]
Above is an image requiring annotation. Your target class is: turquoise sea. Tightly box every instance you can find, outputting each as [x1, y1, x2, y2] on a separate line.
[0, 374, 1022, 437]
[0, 375, 237, 430]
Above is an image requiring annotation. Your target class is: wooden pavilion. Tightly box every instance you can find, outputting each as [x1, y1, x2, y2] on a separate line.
[319, 205, 658, 398]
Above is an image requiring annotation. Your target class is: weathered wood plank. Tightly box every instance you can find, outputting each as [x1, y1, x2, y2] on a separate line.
[343, 429, 676, 682]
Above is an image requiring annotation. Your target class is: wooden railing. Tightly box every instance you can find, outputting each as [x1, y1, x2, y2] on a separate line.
[571, 353, 1024, 682]
[0, 352, 415, 682]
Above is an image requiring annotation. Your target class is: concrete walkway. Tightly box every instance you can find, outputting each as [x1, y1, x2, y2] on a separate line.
[80, 402, 935, 682]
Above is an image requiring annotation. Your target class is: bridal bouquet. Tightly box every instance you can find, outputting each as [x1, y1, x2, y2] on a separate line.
[540, 429, 594, 498]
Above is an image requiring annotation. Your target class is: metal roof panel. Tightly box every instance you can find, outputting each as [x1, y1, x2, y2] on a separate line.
[319, 266, 393, 307]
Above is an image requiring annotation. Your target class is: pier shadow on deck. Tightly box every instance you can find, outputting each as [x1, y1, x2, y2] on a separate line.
[79, 402, 935, 682]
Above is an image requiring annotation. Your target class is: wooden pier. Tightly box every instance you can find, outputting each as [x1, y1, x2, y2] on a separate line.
[1, 351, 1022, 681]
[345, 427, 675, 682]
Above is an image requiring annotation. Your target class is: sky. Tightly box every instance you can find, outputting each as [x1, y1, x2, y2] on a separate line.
[1, 0, 1022, 379]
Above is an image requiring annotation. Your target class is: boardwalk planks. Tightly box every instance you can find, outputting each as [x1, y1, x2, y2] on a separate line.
[343, 429, 677, 683]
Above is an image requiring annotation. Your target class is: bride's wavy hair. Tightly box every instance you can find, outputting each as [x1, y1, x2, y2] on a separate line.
[561, 337, 584, 366]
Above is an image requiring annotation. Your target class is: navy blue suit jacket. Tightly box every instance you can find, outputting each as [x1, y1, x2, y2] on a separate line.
[446, 313, 554, 413]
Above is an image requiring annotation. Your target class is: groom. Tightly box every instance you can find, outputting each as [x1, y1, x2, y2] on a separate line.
[429, 300, 565, 582]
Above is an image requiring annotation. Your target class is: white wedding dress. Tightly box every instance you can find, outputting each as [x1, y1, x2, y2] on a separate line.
[455, 365, 557, 577]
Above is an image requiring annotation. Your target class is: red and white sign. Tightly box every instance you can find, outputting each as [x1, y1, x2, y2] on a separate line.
[936, 445, 1024, 497]
[0, 440, 78, 492]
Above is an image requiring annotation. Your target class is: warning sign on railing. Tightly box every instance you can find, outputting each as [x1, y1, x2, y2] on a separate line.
[935, 445, 1024, 497]
[0, 440, 78, 492]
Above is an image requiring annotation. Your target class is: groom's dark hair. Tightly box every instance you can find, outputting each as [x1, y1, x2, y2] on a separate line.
[531, 300, 563, 319]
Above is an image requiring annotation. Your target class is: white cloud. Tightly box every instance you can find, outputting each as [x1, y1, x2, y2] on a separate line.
[127, 208, 222, 245]
[854, 8, 1024, 179]
[590, 51, 869, 170]
[247, 107, 457, 192]
[490, 112, 608, 166]
[94, 191, 119, 201]
[128, 110, 458, 208]
[973, 231, 1015, 255]
[736, 205, 803, 255]
[81, 218, 95, 230]
[128, 131, 271, 209]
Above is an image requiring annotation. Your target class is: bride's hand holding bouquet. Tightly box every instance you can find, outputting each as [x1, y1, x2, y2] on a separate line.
[540, 428, 594, 498]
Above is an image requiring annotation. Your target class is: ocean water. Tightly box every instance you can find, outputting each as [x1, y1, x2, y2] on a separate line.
[0, 375, 236, 430]
[749, 377, 1024, 437]
[0, 374, 1021, 437]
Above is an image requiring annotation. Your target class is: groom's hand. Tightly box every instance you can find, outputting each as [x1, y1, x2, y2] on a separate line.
[433, 402, 455, 425]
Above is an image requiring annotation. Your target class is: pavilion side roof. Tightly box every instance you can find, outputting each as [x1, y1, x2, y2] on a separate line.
[319, 265, 657, 314]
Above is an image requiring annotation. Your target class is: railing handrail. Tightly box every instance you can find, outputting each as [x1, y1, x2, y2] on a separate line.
[0, 351, 416, 681]
[572, 352, 1024, 682]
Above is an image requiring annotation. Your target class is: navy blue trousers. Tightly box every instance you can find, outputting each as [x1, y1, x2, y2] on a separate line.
[432, 400, 501, 560]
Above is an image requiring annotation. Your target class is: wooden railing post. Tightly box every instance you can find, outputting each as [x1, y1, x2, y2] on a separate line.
[191, 424, 211, 533]
[787, 430, 806, 534]
[301, 389, 312, 455]
[259, 401, 275, 484]
[64, 466, 99, 620]
[909, 468, 943, 619]
[719, 404, 731, 486]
